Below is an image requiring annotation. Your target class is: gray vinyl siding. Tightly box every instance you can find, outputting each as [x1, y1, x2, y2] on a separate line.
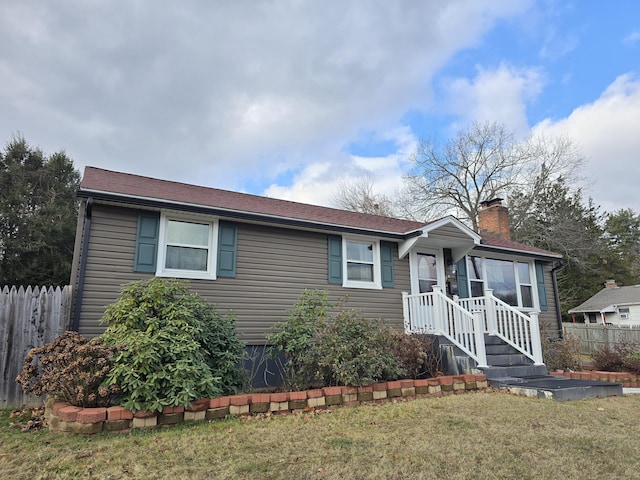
[74, 203, 410, 343]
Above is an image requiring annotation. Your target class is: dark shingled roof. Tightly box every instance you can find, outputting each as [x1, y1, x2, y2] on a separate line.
[478, 233, 562, 258]
[78, 166, 561, 258]
[79, 166, 425, 234]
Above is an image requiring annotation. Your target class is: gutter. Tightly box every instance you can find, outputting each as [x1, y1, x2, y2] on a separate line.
[71, 197, 93, 332]
[551, 259, 565, 338]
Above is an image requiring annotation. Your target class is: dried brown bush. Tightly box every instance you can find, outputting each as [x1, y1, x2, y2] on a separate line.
[16, 331, 120, 407]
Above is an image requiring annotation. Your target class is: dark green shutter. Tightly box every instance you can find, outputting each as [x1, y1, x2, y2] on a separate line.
[327, 235, 343, 284]
[535, 261, 549, 311]
[217, 221, 237, 278]
[456, 257, 469, 298]
[134, 213, 160, 273]
[380, 241, 395, 288]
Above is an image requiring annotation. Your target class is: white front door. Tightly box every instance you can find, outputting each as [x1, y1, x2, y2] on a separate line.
[410, 249, 445, 295]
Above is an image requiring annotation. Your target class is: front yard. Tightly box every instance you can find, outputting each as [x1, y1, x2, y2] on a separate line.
[2, 392, 640, 479]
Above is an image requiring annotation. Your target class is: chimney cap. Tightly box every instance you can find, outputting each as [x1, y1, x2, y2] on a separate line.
[480, 198, 504, 208]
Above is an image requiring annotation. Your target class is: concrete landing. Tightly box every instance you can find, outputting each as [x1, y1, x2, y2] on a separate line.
[492, 375, 623, 401]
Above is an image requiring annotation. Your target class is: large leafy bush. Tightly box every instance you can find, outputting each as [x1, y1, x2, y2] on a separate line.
[266, 289, 328, 390]
[310, 308, 402, 386]
[269, 290, 410, 388]
[16, 331, 119, 407]
[101, 278, 244, 412]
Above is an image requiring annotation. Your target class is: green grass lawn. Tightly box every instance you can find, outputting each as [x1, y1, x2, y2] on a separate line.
[2, 392, 640, 479]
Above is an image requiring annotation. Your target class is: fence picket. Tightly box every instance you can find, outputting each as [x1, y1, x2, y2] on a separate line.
[563, 323, 640, 354]
[0, 285, 72, 408]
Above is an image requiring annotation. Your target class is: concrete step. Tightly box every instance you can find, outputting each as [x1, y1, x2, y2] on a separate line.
[486, 354, 532, 366]
[485, 343, 518, 355]
[481, 364, 548, 379]
[483, 335, 505, 346]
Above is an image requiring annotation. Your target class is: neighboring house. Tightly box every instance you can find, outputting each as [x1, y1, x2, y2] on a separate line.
[70, 167, 563, 376]
[568, 280, 640, 326]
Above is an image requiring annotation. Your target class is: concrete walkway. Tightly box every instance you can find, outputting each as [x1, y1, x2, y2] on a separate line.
[623, 388, 640, 395]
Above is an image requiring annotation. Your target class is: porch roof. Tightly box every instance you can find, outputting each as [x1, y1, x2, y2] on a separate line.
[398, 216, 481, 262]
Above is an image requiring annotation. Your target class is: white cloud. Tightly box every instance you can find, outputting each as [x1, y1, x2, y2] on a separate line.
[534, 74, 640, 213]
[0, 0, 532, 192]
[442, 63, 545, 136]
[264, 126, 417, 207]
[623, 30, 640, 46]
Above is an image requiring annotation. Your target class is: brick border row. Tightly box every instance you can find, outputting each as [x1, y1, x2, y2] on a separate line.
[551, 370, 640, 387]
[45, 374, 489, 434]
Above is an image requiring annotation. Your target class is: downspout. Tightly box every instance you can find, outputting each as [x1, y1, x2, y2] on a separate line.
[551, 260, 564, 339]
[71, 197, 93, 332]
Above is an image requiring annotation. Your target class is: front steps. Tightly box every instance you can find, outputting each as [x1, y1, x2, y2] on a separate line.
[437, 334, 622, 401]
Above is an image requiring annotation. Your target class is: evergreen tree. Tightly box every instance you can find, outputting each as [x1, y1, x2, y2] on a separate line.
[0, 135, 80, 286]
[510, 176, 607, 316]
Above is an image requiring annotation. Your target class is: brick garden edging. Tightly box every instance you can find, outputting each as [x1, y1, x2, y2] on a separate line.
[550, 370, 640, 387]
[45, 374, 489, 434]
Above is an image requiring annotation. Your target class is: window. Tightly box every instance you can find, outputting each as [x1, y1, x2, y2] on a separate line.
[620, 307, 630, 319]
[517, 262, 533, 308]
[343, 238, 382, 289]
[157, 213, 218, 280]
[486, 258, 518, 306]
[464, 255, 537, 309]
[467, 256, 484, 297]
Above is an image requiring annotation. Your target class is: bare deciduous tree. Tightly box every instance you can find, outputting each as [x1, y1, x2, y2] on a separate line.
[331, 175, 395, 216]
[403, 121, 583, 230]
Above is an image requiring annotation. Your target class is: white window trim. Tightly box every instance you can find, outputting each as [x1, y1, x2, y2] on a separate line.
[342, 236, 382, 290]
[467, 253, 538, 311]
[156, 211, 219, 280]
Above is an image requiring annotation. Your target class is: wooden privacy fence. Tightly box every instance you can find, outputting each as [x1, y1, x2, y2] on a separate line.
[563, 323, 640, 355]
[0, 285, 72, 408]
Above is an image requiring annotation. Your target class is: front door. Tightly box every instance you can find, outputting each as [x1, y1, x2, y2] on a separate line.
[411, 249, 444, 295]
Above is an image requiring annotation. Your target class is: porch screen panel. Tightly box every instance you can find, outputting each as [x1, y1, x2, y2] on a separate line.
[485, 258, 517, 306]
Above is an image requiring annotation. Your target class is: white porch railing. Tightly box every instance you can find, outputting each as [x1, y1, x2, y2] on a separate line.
[402, 287, 487, 368]
[402, 287, 544, 368]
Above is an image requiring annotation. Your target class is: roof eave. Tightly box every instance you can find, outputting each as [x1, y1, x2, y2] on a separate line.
[471, 244, 563, 260]
[78, 188, 418, 240]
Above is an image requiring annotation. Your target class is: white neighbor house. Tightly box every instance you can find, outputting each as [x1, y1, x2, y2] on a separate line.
[569, 280, 640, 326]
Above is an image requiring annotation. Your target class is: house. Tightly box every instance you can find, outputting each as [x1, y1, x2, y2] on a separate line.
[70, 167, 564, 377]
[568, 279, 640, 326]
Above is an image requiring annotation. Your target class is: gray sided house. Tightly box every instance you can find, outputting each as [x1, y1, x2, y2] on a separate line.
[70, 167, 563, 378]
[569, 279, 640, 326]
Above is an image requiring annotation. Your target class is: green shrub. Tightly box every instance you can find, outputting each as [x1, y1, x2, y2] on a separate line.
[541, 334, 582, 371]
[100, 278, 244, 412]
[16, 331, 119, 407]
[267, 290, 329, 390]
[310, 309, 402, 387]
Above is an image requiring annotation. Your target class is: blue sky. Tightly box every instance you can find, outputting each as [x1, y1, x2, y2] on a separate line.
[1, 1, 639, 215]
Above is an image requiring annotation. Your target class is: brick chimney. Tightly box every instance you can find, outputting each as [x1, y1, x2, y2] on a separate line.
[478, 198, 511, 240]
[604, 279, 618, 289]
